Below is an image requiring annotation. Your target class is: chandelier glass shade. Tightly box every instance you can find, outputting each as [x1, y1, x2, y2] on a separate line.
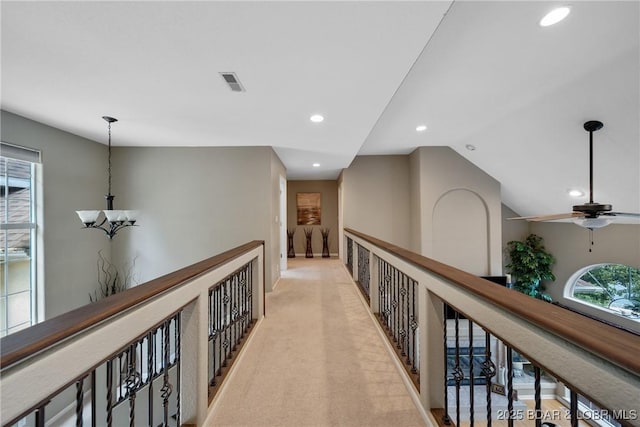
[76, 116, 138, 239]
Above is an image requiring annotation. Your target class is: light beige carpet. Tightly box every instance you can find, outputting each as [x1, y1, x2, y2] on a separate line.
[205, 258, 425, 427]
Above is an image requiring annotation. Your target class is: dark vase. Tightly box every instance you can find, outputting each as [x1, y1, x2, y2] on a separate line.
[287, 229, 296, 258]
[304, 228, 313, 258]
[322, 236, 329, 258]
[321, 227, 330, 258]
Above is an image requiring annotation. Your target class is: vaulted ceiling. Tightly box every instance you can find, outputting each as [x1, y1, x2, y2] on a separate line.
[2, 1, 638, 220]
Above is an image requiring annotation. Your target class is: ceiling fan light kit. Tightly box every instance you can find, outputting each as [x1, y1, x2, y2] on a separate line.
[509, 120, 640, 229]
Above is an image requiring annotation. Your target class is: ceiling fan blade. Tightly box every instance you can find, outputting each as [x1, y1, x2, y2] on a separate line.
[603, 212, 640, 218]
[508, 212, 584, 221]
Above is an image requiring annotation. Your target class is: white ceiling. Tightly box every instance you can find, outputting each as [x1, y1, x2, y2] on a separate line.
[2, 1, 639, 220]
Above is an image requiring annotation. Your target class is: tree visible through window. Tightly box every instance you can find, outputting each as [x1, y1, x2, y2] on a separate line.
[571, 264, 640, 320]
[1, 144, 40, 337]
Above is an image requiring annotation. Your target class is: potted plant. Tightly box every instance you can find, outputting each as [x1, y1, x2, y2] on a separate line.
[505, 234, 556, 302]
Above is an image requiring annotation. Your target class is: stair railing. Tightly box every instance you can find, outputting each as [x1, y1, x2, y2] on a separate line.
[345, 228, 640, 427]
[1, 241, 265, 427]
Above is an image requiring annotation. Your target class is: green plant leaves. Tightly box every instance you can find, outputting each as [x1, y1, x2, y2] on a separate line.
[506, 234, 556, 302]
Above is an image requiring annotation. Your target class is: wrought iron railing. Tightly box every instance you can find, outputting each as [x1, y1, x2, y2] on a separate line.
[209, 261, 254, 398]
[356, 243, 370, 300]
[346, 237, 353, 273]
[1, 241, 265, 427]
[378, 258, 419, 387]
[344, 228, 640, 427]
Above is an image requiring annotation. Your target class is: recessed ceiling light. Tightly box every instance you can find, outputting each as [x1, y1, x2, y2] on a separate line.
[568, 189, 584, 197]
[310, 114, 324, 123]
[313, 163, 320, 168]
[465, 144, 476, 151]
[416, 125, 427, 132]
[540, 7, 570, 27]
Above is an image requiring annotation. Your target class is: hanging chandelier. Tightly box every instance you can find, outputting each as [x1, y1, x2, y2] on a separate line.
[76, 116, 138, 239]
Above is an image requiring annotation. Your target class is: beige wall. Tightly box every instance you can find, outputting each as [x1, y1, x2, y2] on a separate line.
[287, 180, 339, 256]
[409, 149, 422, 253]
[1, 111, 109, 319]
[413, 147, 502, 275]
[341, 155, 411, 249]
[111, 146, 281, 291]
[530, 221, 640, 332]
[531, 222, 640, 296]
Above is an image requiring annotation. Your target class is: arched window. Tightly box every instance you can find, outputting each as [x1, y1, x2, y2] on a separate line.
[568, 263, 640, 320]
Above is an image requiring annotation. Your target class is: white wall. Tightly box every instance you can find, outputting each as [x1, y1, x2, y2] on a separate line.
[111, 146, 281, 291]
[1, 111, 109, 319]
[270, 151, 286, 284]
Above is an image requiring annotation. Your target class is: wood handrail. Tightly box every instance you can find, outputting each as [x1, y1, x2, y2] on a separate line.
[345, 228, 640, 375]
[0, 240, 264, 369]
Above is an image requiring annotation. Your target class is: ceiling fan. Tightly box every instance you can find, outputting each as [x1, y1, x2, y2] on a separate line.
[509, 120, 640, 229]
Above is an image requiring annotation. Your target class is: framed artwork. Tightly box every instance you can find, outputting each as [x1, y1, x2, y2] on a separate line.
[297, 192, 321, 225]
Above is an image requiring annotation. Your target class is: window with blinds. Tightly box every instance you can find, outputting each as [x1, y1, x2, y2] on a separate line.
[1, 142, 41, 337]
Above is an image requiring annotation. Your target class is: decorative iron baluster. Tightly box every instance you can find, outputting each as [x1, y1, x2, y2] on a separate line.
[481, 331, 496, 426]
[570, 389, 579, 427]
[382, 260, 389, 325]
[507, 346, 514, 427]
[453, 311, 464, 427]
[442, 303, 451, 425]
[106, 359, 113, 427]
[410, 278, 418, 374]
[399, 274, 407, 356]
[161, 319, 173, 427]
[241, 266, 247, 334]
[222, 278, 230, 367]
[148, 331, 154, 427]
[125, 342, 141, 427]
[35, 404, 45, 427]
[346, 238, 353, 273]
[535, 365, 542, 427]
[233, 273, 238, 352]
[175, 314, 181, 427]
[396, 271, 401, 348]
[91, 371, 97, 427]
[248, 262, 253, 323]
[75, 376, 84, 427]
[468, 319, 475, 427]
[117, 353, 124, 403]
[217, 284, 222, 379]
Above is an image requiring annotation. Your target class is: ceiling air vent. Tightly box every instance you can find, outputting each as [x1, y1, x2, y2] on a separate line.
[220, 72, 245, 92]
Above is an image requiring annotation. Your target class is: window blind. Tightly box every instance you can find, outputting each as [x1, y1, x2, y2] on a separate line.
[1, 142, 42, 163]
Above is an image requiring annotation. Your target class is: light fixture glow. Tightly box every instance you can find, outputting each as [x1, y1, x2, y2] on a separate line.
[573, 217, 611, 229]
[540, 7, 570, 27]
[313, 163, 320, 168]
[568, 189, 584, 197]
[310, 114, 324, 123]
[416, 125, 427, 132]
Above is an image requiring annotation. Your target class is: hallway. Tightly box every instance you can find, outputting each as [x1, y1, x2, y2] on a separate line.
[205, 258, 425, 427]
